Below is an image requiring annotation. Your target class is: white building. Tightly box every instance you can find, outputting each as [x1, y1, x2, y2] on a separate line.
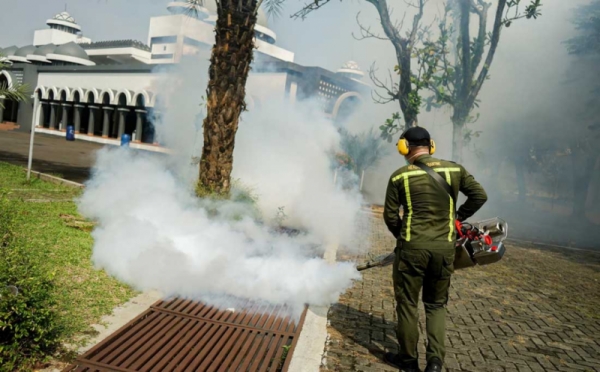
[0, 2, 368, 150]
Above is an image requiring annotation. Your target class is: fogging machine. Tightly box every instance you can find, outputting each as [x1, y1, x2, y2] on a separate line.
[357, 217, 508, 271]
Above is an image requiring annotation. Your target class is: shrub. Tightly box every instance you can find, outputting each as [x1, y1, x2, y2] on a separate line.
[0, 194, 63, 371]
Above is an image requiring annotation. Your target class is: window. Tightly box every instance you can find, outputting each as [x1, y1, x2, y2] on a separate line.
[152, 54, 174, 60]
[183, 37, 206, 48]
[150, 36, 177, 46]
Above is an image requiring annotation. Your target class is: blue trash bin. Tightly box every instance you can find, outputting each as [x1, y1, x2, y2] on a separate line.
[121, 134, 131, 147]
[66, 125, 75, 141]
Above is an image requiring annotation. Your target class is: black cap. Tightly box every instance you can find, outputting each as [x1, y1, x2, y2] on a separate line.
[400, 127, 431, 146]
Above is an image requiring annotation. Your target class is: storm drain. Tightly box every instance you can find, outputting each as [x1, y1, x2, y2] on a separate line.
[64, 298, 307, 372]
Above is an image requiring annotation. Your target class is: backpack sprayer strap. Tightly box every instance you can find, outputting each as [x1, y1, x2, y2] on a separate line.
[413, 161, 456, 212]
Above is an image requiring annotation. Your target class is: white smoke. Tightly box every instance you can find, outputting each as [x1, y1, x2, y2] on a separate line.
[78, 57, 366, 316]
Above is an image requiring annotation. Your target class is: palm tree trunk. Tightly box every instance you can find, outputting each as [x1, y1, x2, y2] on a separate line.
[198, 0, 258, 196]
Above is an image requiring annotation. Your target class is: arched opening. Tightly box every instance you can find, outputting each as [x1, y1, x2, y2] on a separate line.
[0, 74, 20, 124]
[33, 89, 45, 129]
[332, 93, 363, 124]
[56, 90, 69, 130]
[101, 92, 116, 138]
[84, 91, 98, 136]
[145, 95, 161, 144]
[71, 90, 86, 134]
[44, 89, 55, 128]
[116, 93, 135, 139]
[133, 94, 148, 143]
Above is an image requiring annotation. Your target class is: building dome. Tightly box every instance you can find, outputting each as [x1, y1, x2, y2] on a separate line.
[1, 46, 19, 57]
[53, 11, 77, 23]
[46, 42, 94, 66]
[47, 11, 82, 33]
[54, 42, 90, 60]
[33, 44, 57, 56]
[6, 45, 36, 63]
[14, 45, 37, 57]
[337, 61, 365, 80]
[27, 44, 56, 64]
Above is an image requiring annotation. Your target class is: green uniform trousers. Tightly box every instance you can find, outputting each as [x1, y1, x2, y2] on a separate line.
[393, 245, 455, 365]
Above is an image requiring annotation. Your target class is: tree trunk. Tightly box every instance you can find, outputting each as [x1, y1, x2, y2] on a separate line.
[198, 0, 258, 196]
[398, 47, 418, 128]
[451, 108, 467, 162]
[571, 150, 597, 220]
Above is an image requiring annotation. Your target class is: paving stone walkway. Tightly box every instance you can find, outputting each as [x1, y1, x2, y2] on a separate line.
[323, 215, 600, 372]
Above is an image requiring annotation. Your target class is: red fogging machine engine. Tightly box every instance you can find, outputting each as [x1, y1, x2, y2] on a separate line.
[356, 217, 508, 271]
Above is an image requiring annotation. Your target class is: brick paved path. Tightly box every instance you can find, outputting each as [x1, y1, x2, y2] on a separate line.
[323, 215, 600, 372]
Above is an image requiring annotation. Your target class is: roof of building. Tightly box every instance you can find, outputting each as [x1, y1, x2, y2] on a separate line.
[176, 0, 269, 27]
[14, 45, 37, 57]
[337, 60, 365, 79]
[1, 46, 19, 57]
[81, 40, 151, 52]
[33, 44, 57, 56]
[340, 61, 361, 71]
[53, 42, 90, 60]
[53, 11, 77, 24]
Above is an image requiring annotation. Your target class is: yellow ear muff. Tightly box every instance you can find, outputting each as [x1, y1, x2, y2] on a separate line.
[397, 138, 410, 156]
[429, 139, 436, 155]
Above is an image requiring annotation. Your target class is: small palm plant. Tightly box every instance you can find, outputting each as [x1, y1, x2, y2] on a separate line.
[339, 127, 389, 177]
[0, 57, 28, 110]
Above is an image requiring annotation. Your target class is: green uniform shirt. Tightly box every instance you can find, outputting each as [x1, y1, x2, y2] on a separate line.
[384, 154, 488, 250]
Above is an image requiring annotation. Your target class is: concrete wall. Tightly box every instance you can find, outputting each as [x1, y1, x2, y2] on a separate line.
[33, 29, 91, 46]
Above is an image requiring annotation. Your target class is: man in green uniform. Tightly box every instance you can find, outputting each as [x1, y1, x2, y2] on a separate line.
[383, 127, 487, 372]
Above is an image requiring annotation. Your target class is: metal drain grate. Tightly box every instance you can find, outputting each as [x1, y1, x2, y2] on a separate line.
[64, 298, 307, 372]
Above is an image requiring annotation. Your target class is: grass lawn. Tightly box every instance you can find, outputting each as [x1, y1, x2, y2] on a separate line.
[0, 161, 136, 350]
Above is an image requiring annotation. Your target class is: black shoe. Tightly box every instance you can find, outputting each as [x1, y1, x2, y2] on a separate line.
[425, 357, 443, 372]
[383, 352, 421, 371]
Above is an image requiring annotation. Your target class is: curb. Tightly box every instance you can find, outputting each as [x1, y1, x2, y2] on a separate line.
[24, 169, 85, 189]
[287, 242, 339, 372]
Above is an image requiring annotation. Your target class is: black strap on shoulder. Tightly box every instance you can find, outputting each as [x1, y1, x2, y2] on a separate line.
[413, 161, 456, 210]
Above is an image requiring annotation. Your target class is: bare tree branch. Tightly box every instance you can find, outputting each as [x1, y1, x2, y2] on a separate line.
[467, 0, 506, 108]
[291, 0, 333, 19]
[471, 1, 491, 75]
[457, 0, 472, 107]
[369, 63, 399, 104]
[408, 0, 426, 46]
[353, 12, 389, 41]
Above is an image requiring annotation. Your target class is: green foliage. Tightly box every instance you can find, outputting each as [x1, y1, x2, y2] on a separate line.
[0, 56, 29, 110]
[263, 0, 286, 19]
[0, 162, 135, 366]
[379, 112, 404, 143]
[566, 0, 600, 55]
[339, 127, 389, 175]
[0, 193, 63, 371]
[504, 0, 543, 27]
